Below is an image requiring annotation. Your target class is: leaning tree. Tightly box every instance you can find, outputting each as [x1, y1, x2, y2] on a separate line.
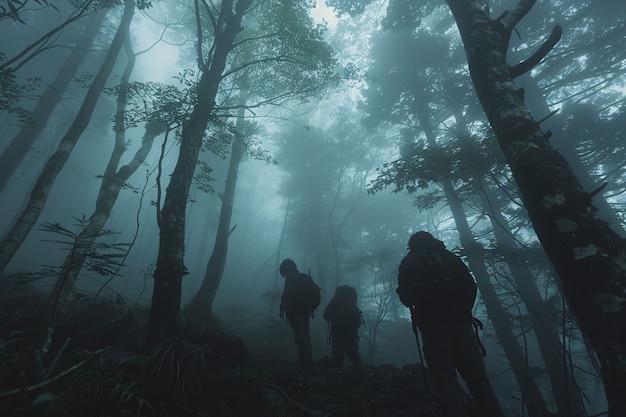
[329, 0, 626, 414]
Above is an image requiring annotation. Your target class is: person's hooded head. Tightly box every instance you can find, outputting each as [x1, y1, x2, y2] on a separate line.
[279, 258, 298, 277]
[407, 231, 446, 252]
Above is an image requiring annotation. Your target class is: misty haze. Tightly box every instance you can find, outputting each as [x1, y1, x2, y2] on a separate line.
[0, 1, 624, 416]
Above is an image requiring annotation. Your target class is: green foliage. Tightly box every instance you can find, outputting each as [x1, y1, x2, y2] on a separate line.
[136, 0, 152, 10]
[230, 0, 337, 102]
[38, 219, 130, 278]
[413, 189, 444, 211]
[382, 0, 436, 31]
[452, 129, 507, 182]
[325, 0, 372, 17]
[369, 138, 455, 194]
[360, 28, 453, 129]
[235, 116, 275, 164]
[0, 64, 40, 122]
[200, 117, 236, 159]
[106, 70, 198, 131]
[140, 330, 247, 404]
[325, 0, 435, 28]
[0, 0, 59, 23]
[194, 161, 216, 194]
[142, 340, 207, 399]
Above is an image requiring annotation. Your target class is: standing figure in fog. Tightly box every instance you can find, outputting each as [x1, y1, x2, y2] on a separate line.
[397, 231, 504, 417]
[323, 285, 363, 367]
[279, 258, 320, 370]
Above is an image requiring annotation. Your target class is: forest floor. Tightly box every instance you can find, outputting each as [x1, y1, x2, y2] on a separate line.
[0, 283, 455, 417]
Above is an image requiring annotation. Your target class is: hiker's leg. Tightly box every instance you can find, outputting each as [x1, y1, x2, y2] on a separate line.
[289, 314, 312, 364]
[331, 333, 346, 367]
[345, 334, 363, 366]
[421, 326, 468, 417]
[302, 316, 312, 363]
[451, 323, 504, 417]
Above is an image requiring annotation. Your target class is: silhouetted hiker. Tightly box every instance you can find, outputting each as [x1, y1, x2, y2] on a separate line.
[279, 258, 321, 370]
[397, 231, 504, 417]
[323, 285, 364, 367]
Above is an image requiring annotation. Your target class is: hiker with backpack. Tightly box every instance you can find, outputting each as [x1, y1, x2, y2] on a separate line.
[279, 258, 321, 370]
[397, 231, 504, 417]
[323, 285, 364, 368]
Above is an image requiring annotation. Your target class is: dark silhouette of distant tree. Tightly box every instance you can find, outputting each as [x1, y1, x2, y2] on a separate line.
[0, 9, 109, 192]
[0, 0, 97, 118]
[274, 117, 372, 294]
[0, 0, 136, 275]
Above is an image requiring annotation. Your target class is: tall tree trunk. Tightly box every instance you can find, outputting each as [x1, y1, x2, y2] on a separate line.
[146, 0, 249, 343]
[0, 9, 108, 192]
[0, 1, 136, 275]
[445, 1, 626, 414]
[183, 88, 248, 329]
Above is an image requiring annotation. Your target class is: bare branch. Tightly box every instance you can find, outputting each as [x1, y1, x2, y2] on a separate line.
[0, 348, 107, 399]
[232, 32, 280, 49]
[221, 54, 291, 79]
[509, 24, 562, 78]
[536, 108, 559, 125]
[194, 0, 208, 71]
[0, 0, 92, 71]
[500, 0, 537, 33]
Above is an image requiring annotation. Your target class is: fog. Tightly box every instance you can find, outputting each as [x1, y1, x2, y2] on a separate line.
[1, 0, 624, 415]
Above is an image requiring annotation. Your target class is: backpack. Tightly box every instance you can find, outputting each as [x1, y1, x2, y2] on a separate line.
[325, 285, 362, 330]
[334, 285, 357, 306]
[401, 250, 476, 316]
[297, 272, 321, 313]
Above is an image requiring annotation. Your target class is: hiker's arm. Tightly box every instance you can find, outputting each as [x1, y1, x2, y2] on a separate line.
[397, 257, 416, 307]
[279, 278, 288, 317]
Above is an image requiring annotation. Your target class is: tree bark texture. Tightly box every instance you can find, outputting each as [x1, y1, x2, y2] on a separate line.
[0, 1, 136, 275]
[445, 1, 626, 414]
[147, 0, 248, 343]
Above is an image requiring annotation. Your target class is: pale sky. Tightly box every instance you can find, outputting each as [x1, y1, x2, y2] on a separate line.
[310, 0, 339, 28]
